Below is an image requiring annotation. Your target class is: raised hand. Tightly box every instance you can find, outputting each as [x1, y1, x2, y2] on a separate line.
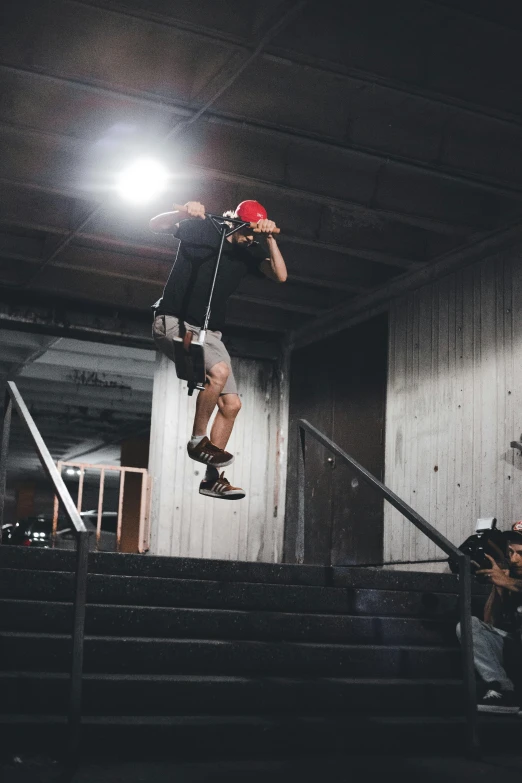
[476, 554, 511, 587]
[181, 201, 206, 219]
[255, 218, 277, 235]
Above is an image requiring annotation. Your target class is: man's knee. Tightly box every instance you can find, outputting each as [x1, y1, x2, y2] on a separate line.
[207, 361, 230, 389]
[456, 614, 482, 641]
[218, 393, 241, 419]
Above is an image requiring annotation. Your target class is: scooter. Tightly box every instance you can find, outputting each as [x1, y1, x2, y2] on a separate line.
[170, 205, 280, 395]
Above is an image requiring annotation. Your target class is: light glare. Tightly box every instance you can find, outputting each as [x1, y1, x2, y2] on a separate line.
[116, 159, 169, 203]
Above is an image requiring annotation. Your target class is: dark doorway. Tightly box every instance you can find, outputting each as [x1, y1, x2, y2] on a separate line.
[285, 314, 388, 566]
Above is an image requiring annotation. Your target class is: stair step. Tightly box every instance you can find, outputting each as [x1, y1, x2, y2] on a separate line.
[0, 631, 461, 677]
[0, 568, 485, 617]
[1, 712, 518, 757]
[0, 546, 329, 587]
[0, 547, 489, 755]
[0, 546, 489, 595]
[0, 599, 457, 646]
[0, 671, 464, 715]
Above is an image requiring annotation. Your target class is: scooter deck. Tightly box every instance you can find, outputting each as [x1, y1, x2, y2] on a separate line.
[172, 336, 206, 391]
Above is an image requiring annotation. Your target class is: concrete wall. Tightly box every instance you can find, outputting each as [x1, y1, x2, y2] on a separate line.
[148, 351, 289, 562]
[385, 249, 522, 564]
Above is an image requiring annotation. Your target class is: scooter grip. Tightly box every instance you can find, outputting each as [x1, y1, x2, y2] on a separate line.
[251, 224, 281, 234]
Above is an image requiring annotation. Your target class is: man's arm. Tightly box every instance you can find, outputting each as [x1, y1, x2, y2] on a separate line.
[149, 201, 205, 233]
[477, 554, 522, 592]
[256, 219, 287, 283]
[483, 585, 505, 625]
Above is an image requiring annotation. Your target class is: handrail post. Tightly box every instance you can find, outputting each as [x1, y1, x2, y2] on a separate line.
[68, 529, 89, 758]
[0, 390, 13, 538]
[458, 553, 479, 756]
[296, 424, 305, 564]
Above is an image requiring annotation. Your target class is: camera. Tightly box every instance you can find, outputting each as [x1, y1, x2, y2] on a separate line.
[448, 518, 507, 582]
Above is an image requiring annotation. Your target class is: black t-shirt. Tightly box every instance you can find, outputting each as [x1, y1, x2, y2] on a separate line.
[154, 218, 267, 331]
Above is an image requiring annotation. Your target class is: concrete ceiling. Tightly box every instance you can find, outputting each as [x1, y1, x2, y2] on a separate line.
[0, 0, 521, 339]
[4, 332, 155, 481]
[1, 0, 521, 486]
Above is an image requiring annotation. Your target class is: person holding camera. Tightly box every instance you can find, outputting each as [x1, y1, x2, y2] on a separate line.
[457, 522, 522, 713]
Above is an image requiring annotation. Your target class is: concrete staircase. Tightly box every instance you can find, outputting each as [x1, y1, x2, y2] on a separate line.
[0, 546, 514, 758]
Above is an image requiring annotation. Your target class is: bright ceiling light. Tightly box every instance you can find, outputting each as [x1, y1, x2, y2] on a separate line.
[116, 159, 170, 203]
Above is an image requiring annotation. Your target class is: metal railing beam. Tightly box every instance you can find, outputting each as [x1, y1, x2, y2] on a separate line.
[297, 418, 461, 558]
[0, 391, 13, 538]
[1, 381, 89, 758]
[296, 418, 478, 753]
[6, 382, 86, 533]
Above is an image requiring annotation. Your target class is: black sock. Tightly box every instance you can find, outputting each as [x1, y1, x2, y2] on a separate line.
[205, 466, 219, 482]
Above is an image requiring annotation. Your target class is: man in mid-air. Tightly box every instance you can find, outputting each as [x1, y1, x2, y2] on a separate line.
[150, 199, 287, 501]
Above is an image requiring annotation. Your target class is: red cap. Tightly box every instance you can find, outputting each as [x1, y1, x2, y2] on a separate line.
[235, 200, 267, 223]
[512, 521, 522, 533]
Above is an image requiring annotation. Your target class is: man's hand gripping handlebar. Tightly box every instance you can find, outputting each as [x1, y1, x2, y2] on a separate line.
[173, 202, 281, 235]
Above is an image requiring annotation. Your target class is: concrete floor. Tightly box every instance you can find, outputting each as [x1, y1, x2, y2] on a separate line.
[3, 754, 522, 783]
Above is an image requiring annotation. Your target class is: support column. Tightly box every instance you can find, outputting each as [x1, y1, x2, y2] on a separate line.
[148, 350, 289, 562]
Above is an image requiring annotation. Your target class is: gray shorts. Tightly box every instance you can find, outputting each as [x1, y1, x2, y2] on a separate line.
[152, 314, 238, 395]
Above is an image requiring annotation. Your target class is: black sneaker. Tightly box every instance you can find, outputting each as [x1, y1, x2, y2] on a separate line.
[187, 436, 234, 468]
[477, 688, 519, 714]
[199, 472, 245, 500]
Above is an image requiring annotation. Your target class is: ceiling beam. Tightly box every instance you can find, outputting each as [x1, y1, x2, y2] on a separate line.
[0, 287, 294, 344]
[16, 377, 155, 408]
[290, 219, 522, 349]
[423, 0, 522, 33]
[162, 0, 308, 140]
[203, 114, 522, 199]
[28, 350, 154, 378]
[66, 0, 522, 127]
[59, 424, 151, 462]
[18, 0, 308, 288]
[0, 224, 368, 294]
[0, 62, 193, 117]
[0, 119, 478, 238]
[230, 294, 321, 316]
[75, 0, 522, 40]
[0, 195, 419, 270]
[191, 165, 475, 236]
[266, 48, 522, 129]
[1, 335, 60, 380]
[2, 62, 521, 200]
[282, 234, 422, 269]
[70, 0, 249, 48]
[285, 275, 367, 294]
[0, 248, 328, 317]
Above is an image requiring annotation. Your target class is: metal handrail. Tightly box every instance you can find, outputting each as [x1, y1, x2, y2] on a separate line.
[0, 381, 88, 758]
[296, 418, 478, 754]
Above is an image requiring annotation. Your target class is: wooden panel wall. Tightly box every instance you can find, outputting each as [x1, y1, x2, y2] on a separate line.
[385, 251, 522, 563]
[148, 352, 289, 562]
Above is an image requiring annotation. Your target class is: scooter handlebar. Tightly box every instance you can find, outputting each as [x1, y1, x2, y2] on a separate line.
[172, 204, 280, 234]
[251, 226, 281, 234]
